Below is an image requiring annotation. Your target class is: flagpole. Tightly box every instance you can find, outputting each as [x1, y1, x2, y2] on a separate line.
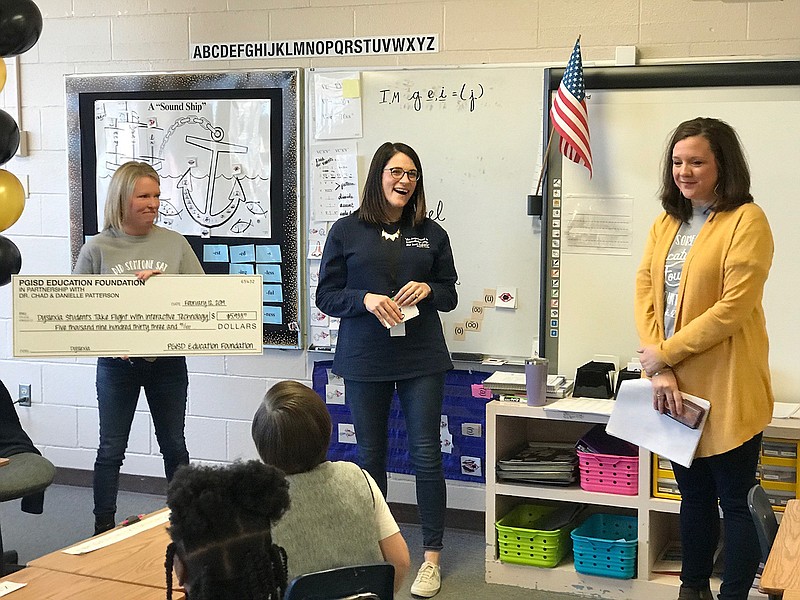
[529, 34, 585, 216]
[534, 130, 556, 197]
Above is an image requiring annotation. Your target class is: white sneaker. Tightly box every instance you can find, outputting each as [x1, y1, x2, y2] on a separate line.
[410, 561, 441, 597]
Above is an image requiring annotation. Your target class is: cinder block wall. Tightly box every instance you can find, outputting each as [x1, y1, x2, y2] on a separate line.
[1, 0, 798, 501]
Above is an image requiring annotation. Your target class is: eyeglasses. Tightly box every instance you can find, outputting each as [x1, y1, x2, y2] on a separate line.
[384, 167, 420, 182]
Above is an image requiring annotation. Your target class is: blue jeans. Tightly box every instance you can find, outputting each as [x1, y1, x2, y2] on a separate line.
[671, 433, 762, 600]
[93, 357, 190, 519]
[345, 373, 446, 551]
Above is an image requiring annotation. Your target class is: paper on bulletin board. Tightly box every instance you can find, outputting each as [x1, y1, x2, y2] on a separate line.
[314, 72, 363, 140]
[562, 194, 633, 256]
[94, 98, 273, 238]
[310, 141, 359, 222]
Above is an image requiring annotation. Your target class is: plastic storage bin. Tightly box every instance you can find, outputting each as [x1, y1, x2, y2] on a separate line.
[495, 504, 575, 567]
[652, 454, 682, 500]
[571, 513, 638, 579]
[578, 451, 639, 496]
[760, 437, 799, 512]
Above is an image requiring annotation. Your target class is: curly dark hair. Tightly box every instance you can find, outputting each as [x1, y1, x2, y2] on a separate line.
[165, 461, 291, 600]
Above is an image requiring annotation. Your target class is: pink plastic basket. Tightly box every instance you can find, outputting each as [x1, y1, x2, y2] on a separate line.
[577, 450, 638, 496]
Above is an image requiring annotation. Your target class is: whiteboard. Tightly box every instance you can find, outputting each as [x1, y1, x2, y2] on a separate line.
[555, 83, 800, 403]
[307, 66, 545, 359]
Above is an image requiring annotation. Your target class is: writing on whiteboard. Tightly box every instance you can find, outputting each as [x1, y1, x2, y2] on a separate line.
[378, 83, 485, 112]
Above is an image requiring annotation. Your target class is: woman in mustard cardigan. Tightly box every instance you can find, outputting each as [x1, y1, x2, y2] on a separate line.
[635, 117, 773, 600]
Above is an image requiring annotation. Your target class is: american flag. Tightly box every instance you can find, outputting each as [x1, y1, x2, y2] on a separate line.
[550, 37, 592, 177]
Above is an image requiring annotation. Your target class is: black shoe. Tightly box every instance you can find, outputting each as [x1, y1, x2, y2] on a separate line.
[94, 515, 116, 536]
[677, 584, 714, 600]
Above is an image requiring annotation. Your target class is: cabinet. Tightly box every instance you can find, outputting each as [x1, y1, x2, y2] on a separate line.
[484, 400, 800, 599]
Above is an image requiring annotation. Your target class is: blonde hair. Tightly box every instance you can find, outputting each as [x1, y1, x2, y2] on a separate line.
[102, 161, 160, 231]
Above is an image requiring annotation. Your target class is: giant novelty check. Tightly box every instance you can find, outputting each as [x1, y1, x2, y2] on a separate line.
[12, 275, 264, 357]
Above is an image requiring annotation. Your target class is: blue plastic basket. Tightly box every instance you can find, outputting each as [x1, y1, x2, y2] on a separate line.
[570, 514, 638, 579]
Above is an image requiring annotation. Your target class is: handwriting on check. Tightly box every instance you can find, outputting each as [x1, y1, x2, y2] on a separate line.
[13, 275, 263, 357]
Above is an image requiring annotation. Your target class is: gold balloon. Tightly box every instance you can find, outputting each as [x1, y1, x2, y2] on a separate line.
[0, 169, 25, 232]
[0, 60, 6, 93]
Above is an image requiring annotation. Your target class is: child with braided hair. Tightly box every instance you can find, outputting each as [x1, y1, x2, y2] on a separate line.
[164, 460, 290, 600]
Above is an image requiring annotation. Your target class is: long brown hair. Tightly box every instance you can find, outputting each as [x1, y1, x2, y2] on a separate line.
[359, 142, 427, 226]
[659, 117, 752, 222]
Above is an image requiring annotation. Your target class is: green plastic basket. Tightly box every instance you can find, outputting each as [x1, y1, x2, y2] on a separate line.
[495, 504, 575, 568]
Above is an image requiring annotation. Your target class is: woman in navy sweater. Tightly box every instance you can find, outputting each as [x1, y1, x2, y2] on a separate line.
[316, 142, 457, 597]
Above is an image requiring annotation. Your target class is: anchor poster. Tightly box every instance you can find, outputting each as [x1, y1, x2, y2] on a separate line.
[93, 98, 273, 238]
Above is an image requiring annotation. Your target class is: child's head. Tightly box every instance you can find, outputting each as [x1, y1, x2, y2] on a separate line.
[165, 460, 290, 600]
[251, 381, 332, 475]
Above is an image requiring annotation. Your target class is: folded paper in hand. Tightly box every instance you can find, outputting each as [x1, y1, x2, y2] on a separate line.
[606, 379, 710, 468]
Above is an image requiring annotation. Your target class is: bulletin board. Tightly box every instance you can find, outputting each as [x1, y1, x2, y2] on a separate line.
[541, 61, 800, 403]
[65, 70, 302, 348]
[305, 65, 545, 359]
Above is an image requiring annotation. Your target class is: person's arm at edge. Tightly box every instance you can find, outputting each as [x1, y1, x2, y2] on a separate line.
[72, 242, 97, 275]
[365, 471, 410, 591]
[425, 226, 458, 312]
[380, 532, 410, 592]
[315, 221, 372, 318]
[179, 234, 205, 274]
[633, 219, 662, 348]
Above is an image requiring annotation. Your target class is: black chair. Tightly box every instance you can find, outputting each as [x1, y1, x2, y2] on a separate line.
[283, 563, 394, 600]
[0, 380, 56, 576]
[746, 483, 782, 600]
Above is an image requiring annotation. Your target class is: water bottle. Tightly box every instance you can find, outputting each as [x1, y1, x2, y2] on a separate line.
[525, 357, 548, 406]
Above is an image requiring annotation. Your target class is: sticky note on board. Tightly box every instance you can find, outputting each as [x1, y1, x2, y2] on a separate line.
[203, 245, 229, 262]
[230, 244, 256, 263]
[342, 78, 360, 98]
[262, 305, 283, 325]
[495, 287, 518, 309]
[470, 303, 486, 320]
[256, 245, 282, 263]
[262, 284, 284, 303]
[308, 241, 324, 259]
[338, 423, 357, 444]
[310, 307, 329, 327]
[482, 288, 496, 307]
[256, 263, 282, 283]
[312, 326, 330, 347]
[461, 456, 482, 477]
[325, 383, 345, 405]
[229, 263, 255, 275]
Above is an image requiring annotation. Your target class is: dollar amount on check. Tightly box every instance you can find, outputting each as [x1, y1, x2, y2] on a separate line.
[12, 275, 264, 357]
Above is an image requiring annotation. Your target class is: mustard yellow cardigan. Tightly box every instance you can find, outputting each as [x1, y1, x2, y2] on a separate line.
[634, 202, 774, 458]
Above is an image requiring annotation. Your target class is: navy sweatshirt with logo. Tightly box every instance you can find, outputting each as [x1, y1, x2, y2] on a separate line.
[316, 212, 458, 381]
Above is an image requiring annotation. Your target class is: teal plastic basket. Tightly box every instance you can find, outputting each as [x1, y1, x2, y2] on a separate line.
[570, 513, 638, 579]
[496, 504, 575, 568]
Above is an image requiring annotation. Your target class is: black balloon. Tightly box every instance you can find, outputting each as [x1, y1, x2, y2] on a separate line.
[0, 234, 20, 286]
[0, 0, 43, 57]
[0, 109, 19, 166]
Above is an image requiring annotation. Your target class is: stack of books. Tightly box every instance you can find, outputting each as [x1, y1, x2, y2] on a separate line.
[547, 375, 574, 399]
[482, 371, 526, 397]
[482, 371, 574, 401]
[496, 441, 579, 485]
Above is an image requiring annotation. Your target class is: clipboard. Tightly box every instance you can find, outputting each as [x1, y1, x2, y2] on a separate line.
[606, 379, 710, 468]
